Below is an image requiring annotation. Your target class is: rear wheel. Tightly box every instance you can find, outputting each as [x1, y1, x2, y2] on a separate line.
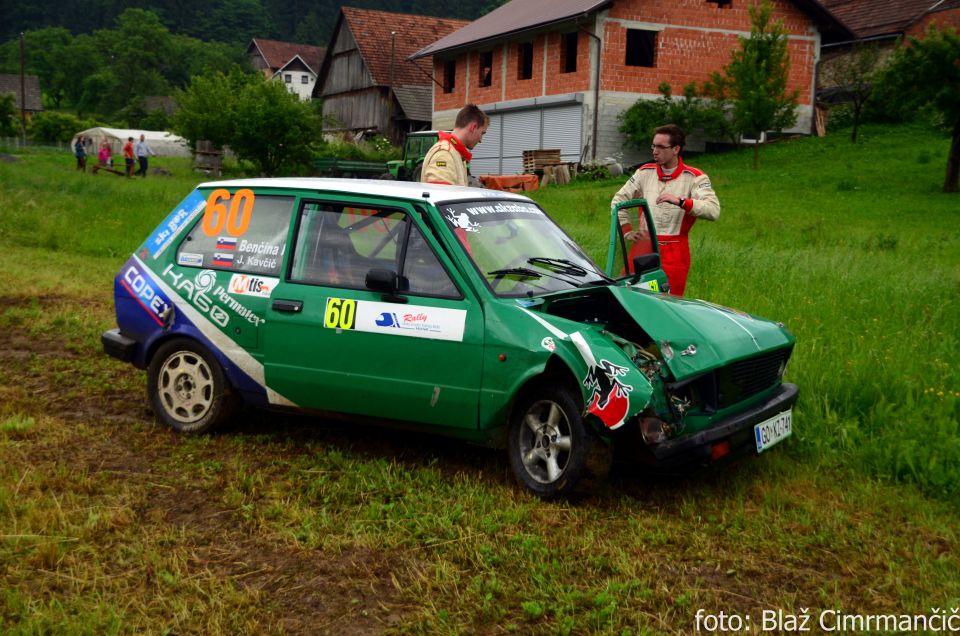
[508, 384, 609, 499]
[412, 161, 424, 182]
[147, 338, 238, 433]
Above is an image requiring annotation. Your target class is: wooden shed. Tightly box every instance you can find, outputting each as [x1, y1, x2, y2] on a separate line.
[316, 7, 468, 144]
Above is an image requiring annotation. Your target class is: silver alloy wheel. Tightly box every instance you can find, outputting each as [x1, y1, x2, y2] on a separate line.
[518, 399, 573, 484]
[156, 350, 215, 424]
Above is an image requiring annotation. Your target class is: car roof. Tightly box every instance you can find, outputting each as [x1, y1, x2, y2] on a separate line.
[198, 178, 533, 205]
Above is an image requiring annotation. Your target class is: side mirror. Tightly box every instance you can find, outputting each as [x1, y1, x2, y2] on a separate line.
[365, 268, 408, 304]
[632, 253, 661, 278]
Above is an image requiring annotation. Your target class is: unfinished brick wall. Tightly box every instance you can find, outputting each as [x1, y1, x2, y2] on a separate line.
[603, 0, 815, 102]
[503, 36, 548, 102]
[906, 8, 960, 37]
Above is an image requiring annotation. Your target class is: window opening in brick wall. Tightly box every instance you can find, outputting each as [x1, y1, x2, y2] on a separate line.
[479, 51, 493, 87]
[561, 32, 578, 73]
[443, 60, 456, 93]
[707, 0, 732, 7]
[625, 29, 657, 67]
[518, 41, 533, 80]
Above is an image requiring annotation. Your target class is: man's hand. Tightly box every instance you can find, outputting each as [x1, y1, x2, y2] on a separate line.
[656, 193, 681, 206]
[624, 230, 643, 241]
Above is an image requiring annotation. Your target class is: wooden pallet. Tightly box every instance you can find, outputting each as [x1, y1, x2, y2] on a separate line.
[522, 149, 562, 174]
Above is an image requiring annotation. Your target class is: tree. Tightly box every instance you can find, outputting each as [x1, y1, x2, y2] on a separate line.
[0, 93, 19, 137]
[871, 26, 960, 193]
[173, 71, 322, 176]
[230, 79, 322, 176]
[708, 0, 798, 169]
[819, 41, 881, 143]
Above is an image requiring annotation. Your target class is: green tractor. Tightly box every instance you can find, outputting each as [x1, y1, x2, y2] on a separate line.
[386, 131, 440, 181]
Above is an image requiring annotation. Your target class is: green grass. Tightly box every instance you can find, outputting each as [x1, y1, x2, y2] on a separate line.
[0, 122, 958, 633]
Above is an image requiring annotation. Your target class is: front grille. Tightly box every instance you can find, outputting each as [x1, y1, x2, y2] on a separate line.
[716, 347, 792, 408]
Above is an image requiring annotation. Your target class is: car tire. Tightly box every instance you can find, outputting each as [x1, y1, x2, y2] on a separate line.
[147, 338, 239, 434]
[508, 384, 609, 499]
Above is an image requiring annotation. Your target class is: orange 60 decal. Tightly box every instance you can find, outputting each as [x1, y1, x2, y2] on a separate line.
[202, 188, 255, 237]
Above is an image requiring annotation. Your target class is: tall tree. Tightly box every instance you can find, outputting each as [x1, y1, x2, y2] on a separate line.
[871, 26, 960, 193]
[709, 0, 798, 169]
[819, 41, 881, 143]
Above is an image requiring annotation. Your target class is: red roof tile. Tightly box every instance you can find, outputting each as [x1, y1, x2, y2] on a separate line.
[341, 7, 469, 87]
[249, 39, 326, 74]
[815, 0, 946, 38]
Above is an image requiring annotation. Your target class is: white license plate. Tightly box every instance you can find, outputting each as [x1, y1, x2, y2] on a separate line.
[754, 409, 792, 453]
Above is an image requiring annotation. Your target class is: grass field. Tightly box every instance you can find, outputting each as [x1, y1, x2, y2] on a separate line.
[0, 123, 958, 634]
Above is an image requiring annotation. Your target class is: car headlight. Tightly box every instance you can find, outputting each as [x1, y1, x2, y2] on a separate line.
[640, 416, 669, 444]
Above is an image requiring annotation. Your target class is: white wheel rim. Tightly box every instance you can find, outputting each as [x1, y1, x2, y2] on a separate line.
[157, 351, 215, 424]
[518, 399, 572, 484]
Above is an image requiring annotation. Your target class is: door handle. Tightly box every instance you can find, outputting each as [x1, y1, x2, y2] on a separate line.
[272, 299, 303, 313]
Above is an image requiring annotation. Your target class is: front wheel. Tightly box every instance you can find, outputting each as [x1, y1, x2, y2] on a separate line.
[508, 385, 608, 499]
[147, 338, 239, 434]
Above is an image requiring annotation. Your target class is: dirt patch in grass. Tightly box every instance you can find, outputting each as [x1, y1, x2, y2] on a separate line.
[0, 295, 415, 634]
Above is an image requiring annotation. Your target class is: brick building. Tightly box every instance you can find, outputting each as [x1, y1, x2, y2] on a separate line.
[412, 0, 851, 173]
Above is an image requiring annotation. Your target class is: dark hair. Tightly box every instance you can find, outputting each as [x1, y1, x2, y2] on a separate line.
[455, 103, 489, 129]
[654, 124, 686, 149]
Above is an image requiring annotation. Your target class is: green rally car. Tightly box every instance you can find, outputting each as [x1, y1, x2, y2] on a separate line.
[102, 179, 797, 498]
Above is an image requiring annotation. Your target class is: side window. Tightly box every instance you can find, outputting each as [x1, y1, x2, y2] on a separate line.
[176, 191, 293, 276]
[290, 202, 459, 298]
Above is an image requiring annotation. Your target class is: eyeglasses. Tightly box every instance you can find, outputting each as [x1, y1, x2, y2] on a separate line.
[650, 144, 676, 151]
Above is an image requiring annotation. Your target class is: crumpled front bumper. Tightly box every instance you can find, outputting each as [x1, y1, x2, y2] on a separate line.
[647, 383, 799, 467]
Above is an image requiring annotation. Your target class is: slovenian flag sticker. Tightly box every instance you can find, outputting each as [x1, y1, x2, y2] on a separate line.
[216, 236, 237, 250]
[212, 253, 234, 267]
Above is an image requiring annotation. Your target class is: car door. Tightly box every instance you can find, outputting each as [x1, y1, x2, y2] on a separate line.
[263, 196, 484, 429]
[606, 198, 670, 292]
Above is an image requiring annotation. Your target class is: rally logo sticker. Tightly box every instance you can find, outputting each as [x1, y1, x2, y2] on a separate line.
[324, 298, 466, 341]
[119, 259, 172, 327]
[541, 337, 556, 352]
[229, 274, 277, 298]
[583, 359, 633, 429]
[446, 212, 480, 232]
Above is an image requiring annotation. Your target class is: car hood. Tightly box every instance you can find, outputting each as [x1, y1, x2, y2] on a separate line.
[613, 286, 793, 378]
[539, 285, 793, 380]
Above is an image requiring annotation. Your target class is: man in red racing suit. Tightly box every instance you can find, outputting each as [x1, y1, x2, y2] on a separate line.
[611, 124, 720, 296]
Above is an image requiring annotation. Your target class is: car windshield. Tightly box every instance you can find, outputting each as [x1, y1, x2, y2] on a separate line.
[439, 199, 608, 297]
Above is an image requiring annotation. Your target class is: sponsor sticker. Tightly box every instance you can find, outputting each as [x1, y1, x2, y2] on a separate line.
[324, 297, 466, 342]
[177, 252, 204, 267]
[583, 359, 633, 430]
[145, 189, 206, 258]
[541, 337, 556, 352]
[228, 274, 277, 298]
[119, 259, 172, 326]
[445, 212, 481, 232]
[436, 160, 446, 167]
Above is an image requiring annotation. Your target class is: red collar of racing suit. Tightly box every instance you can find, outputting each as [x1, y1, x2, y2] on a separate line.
[438, 131, 472, 162]
[656, 157, 685, 182]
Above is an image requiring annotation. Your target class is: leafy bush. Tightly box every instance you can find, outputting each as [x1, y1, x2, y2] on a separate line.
[0, 93, 18, 137]
[315, 135, 400, 162]
[619, 82, 736, 150]
[573, 162, 611, 182]
[27, 111, 100, 142]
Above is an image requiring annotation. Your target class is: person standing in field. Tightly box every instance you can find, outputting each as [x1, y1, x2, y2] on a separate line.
[135, 134, 155, 177]
[98, 140, 112, 168]
[611, 124, 720, 296]
[74, 136, 87, 172]
[421, 104, 489, 186]
[123, 137, 135, 177]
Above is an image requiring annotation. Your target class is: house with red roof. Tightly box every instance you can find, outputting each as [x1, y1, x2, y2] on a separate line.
[316, 7, 469, 143]
[246, 38, 326, 101]
[816, 0, 960, 86]
[411, 0, 852, 173]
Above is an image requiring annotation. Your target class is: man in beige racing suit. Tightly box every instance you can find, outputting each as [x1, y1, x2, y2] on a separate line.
[421, 104, 489, 186]
[611, 124, 720, 296]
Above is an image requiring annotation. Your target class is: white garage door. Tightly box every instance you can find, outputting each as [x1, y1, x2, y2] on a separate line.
[470, 103, 583, 175]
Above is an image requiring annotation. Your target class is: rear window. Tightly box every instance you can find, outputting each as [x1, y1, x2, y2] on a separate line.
[176, 189, 295, 277]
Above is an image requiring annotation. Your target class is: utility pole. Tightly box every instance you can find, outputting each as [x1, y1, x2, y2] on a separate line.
[388, 32, 396, 143]
[19, 32, 27, 143]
